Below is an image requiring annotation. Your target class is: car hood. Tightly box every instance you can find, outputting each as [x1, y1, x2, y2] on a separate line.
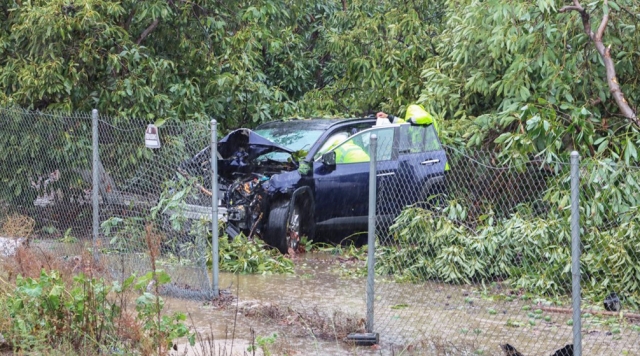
[218, 128, 293, 158]
[217, 128, 296, 180]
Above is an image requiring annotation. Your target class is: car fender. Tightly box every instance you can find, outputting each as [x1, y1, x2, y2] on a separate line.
[265, 170, 300, 224]
[290, 186, 315, 219]
[267, 171, 314, 215]
[290, 186, 316, 241]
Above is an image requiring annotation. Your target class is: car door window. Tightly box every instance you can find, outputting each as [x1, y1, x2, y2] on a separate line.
[424, 125, 442, 151]
[332, 127, 395, 164]
[314, 131, 349, 160]
[402, 125, 442, 153]
[313, 123, 374, 161]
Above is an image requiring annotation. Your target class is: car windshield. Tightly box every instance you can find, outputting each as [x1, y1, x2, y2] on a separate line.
[254, 127, 324, 161]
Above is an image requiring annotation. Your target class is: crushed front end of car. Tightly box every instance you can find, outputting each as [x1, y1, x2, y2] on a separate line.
[171, 128, 301, 240]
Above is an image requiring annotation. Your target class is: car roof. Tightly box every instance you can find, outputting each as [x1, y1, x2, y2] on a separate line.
[255, 117, 377, 131]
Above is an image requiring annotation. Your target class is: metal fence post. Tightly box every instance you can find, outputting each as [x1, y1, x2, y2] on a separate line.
[91, 109, 100, 262]
[570, 151, 582, 356]
[347, 133, 379, 345]
[366, 134, 377, 333]
[211, 119, 219, 298]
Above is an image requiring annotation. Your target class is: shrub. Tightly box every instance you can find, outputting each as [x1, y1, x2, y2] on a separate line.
[0, 268, 193, 355]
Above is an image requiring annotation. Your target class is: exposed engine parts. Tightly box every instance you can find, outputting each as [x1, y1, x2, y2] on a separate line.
[173, 127, 307, 246]
[222, 174, 270, 235]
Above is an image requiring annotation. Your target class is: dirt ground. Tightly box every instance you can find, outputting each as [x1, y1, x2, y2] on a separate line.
[7, 239, 640, 356]
[157, 252, 640, 356]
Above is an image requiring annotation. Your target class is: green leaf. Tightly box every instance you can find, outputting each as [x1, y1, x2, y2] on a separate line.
[135, 272, 154, 291]
[48, 284, 63, 310]
[21, 283, 43, 298]
[626, 140, 637, 161]
[520, 86, 531, 101]
[155, 269, 172, 285]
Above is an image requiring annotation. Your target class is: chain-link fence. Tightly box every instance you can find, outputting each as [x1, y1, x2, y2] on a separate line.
[3, 106, 640, 354]
[576, 158, 640, 355]
[0, 107, 94, 262]
[0, 106, 215, 299]
[367, 133, 640, 355]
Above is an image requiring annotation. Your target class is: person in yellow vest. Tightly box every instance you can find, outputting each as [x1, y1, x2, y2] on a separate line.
[334, 140, 370, 164]
[377, 104, 449, 170]
[315, 132, 349, 160]
[376, 104, 438, 131]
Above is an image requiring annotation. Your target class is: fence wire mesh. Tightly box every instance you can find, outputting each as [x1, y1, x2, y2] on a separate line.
[372, 135, 640, 355]
[0, 107, 93, 259]
[576, 159, 640, 355]
[96, 114, 212, 298]
[3, 106, 640, 354]
[0, 107, 214, 299]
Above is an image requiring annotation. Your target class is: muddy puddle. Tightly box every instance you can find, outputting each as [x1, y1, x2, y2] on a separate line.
[161, 254, 375, 356]
[31, 240, 640, 355]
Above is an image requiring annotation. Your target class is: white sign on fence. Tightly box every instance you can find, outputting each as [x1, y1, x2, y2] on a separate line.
[145, 124, 161, 148]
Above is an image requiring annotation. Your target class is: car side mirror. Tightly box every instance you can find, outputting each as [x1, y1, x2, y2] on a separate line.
[322, 151, 336, 166]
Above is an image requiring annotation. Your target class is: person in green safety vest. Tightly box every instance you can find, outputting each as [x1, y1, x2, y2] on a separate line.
[376, 104, 438, 131]
[376, 104, 449, 170]
[314, 132, 349, 160]
[334, 139, 370, 164]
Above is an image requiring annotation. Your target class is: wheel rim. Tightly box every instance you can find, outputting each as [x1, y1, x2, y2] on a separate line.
[287, 206, 301, 252]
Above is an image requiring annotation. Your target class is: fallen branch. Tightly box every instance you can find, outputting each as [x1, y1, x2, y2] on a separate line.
[176, 168, 213, 197]
[540, 306, 640, 320]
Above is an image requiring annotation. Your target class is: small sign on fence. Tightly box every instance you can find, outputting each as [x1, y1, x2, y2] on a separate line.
[145, 124, 161, 148]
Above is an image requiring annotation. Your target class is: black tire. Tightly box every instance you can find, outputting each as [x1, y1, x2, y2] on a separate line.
[264, 199, 308, 254]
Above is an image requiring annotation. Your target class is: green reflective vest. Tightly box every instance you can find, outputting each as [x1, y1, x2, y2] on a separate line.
[405, 104, 438, 131]
[335, 142, 370, 164]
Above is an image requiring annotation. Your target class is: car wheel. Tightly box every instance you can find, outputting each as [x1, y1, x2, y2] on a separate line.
[265, 200, 304, 254]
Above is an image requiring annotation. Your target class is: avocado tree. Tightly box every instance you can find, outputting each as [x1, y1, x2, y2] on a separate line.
[295, 0, 447, 116]
[419, 0, 640, 163]
[0, 0, 342, 129]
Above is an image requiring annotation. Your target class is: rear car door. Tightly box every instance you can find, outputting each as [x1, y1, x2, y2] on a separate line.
[313, 126, 397, 232]
[395, 124, 448, 208]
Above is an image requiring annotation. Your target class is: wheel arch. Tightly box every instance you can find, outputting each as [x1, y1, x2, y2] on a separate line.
[290, 186, 316, 241]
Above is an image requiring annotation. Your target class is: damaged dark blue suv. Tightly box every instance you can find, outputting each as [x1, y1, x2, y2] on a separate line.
[179, 117, 448, 254]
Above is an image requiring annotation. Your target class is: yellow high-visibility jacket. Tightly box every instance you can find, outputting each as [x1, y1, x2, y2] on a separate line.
[335, 141, 370, 164]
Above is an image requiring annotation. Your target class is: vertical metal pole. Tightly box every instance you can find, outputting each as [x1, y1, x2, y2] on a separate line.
[91, 109, 100, 262]
[211, 119, 219, 298]
[570, 151, 582, 356]
[366, 134, 377, 333]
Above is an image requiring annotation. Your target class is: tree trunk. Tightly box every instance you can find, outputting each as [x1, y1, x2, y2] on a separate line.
[560, 0, 639, 126]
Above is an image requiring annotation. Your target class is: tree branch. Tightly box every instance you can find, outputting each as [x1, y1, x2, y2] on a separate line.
[124, 9, 136, 31]
[559, 5, 582, 12]
[595, 0, 609, 41]
[560, 0, 638, 126]
[136, 19, 160, 45]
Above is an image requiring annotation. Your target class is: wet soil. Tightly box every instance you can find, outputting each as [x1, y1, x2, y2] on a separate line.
[30, 240, 640, 355]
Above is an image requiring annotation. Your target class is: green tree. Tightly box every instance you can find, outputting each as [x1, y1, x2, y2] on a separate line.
[0, 0, 337, 130]
[420, 0, 640, 163]
[2, 0, 640, 158]
[296, 0, 447, 116]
